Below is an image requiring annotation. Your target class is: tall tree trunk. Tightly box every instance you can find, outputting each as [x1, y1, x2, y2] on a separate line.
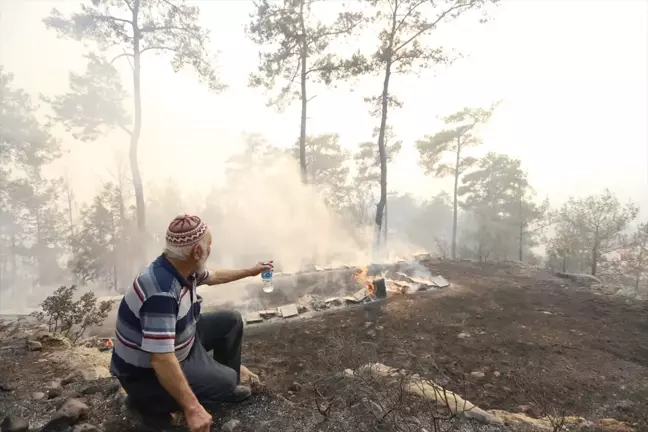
[130, 0, 145, 234]
[518, 188, 524, 262]
[10, 232, 16, 285]
[374, 60, 391, 250]
[383, 201, 388, 245]
[562, 254, 566, 272]
[591, 228, 599, 276]
[35, 211, 42, 285]
[451, 137, 461, 260]
[66, 186, 74, 253]
[298, 0, 308, 184]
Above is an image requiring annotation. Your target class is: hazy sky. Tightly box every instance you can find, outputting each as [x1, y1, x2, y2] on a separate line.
[1, 0, 647, 214]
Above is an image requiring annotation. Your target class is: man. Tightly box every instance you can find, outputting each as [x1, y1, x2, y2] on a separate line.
[110, 214, 272, 432]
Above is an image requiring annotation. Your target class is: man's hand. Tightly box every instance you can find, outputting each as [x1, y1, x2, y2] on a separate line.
[249, 261, 274, 276]
[185, 403, 212, 432]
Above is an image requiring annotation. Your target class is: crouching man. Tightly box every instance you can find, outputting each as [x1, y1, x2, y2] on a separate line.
[110, 214, 272, 432]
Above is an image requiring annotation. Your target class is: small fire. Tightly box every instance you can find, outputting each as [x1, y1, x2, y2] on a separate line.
[354, 267, 376, 296]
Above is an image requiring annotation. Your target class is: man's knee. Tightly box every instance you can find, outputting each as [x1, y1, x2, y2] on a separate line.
[195, 365, 237, 404]
[207, 310, 243, 331]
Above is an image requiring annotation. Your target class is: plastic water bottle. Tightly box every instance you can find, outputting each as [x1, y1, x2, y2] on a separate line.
[261, 262, 274, 293]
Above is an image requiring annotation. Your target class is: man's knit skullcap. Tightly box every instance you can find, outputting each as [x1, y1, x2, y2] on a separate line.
[166, 213, 208, 248]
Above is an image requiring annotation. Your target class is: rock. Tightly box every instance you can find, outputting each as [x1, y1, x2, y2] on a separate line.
[26, 339, 42, 351]
[81, 366, 111, 381]
[104, 382, 121, 395]
[47, 386, 63, 399]
[72, 424, 100, 432]
[457, 332, 470, 339]
[81, 385, 102, 395]
[0, 381, 15, 392]
[46, 380, 63, 399]
[41, 398, 89, 431]
[288, 382, 302, 392]
[493, 371, 501, 377]
[0, 415, 29, 432]
[38, 333, 72, 350]
[366, 329, 377, 338]
[222, 419, 241, 432]
[470, 371, 486, 379]
[61, 372, 79, 386]
[33, 391, 46, 400]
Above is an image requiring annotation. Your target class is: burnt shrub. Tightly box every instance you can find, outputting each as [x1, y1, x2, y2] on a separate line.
[31, 285, 112, 343]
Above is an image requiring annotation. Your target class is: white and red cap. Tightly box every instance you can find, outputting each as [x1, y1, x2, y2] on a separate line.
[166, 214, 209, 248]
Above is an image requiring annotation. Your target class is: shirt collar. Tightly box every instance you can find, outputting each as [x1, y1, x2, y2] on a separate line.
[156, 254, 197, 288]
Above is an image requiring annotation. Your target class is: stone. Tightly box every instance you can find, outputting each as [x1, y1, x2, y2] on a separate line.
[366, 329, 377, 338]
[81, 385, 102, 395]
[245, 312, 263, 324]
[61, 372, 79, 385]
[104, 382, 121, 396]
[222, 419, 241, 432]
[1, 415, 29, 432]
[288, 382, 302, 392]
[0, 381, 15, 392]
[431, 275, 450, 288]
[26, 339, 42, 351]
[457, 332, 470, 339]
[38, 333, 72, 350]
[72, 424, 100, 432]
[258, 309, 278, 318]
[81, 366, 111, 381]
[324, 297, 343, 306]
[343, 369, 355, 377]
[470, 371, 486, 379]
[278, 304, 299, 318]
[47, 386, 63, 399]
[33, 391, 46, 400]
[41, 398, 89, 431]
[352, 288, 369, 302]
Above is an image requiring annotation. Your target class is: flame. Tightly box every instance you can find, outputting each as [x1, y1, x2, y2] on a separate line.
[354, 267, 375, 295]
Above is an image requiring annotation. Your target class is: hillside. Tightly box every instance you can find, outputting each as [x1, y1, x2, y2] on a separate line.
[1, 260, 646, 432]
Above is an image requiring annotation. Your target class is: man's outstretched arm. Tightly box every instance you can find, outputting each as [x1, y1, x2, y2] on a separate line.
[201, 262, 273, 286]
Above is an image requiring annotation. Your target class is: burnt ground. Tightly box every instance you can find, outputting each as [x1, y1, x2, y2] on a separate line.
[1, 260, 647, 431]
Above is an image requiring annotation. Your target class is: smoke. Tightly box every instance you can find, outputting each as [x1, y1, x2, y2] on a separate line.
[201, 152, 373, 273]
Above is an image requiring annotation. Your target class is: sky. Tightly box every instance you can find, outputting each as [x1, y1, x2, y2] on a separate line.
[0, 0, 647, 215]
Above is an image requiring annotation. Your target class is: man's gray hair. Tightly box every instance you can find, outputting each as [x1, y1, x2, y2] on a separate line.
[163, 235, 210, 261]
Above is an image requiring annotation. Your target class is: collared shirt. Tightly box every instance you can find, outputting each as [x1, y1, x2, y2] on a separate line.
[110, 255, 210, 377]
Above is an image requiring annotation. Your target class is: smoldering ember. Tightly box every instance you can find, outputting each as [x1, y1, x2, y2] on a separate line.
[98, 254, 452, 326]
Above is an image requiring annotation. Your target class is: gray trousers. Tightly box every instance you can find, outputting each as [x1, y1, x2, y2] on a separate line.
[119, 310, 243, 414]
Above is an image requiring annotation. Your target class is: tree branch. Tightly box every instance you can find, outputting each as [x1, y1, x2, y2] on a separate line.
[395, 0, 427, 34]
[139, 25, 195, 34]
[89, 14, 133, 26]
[109, 52, 133, 65]
[138, 45, 210, 68]
[123, 0, 133, 12]
[393, 0, 471, 54]
[118, 123, 132, 136]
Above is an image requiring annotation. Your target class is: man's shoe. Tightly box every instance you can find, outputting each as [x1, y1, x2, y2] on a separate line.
[224, 385, 252, 403]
